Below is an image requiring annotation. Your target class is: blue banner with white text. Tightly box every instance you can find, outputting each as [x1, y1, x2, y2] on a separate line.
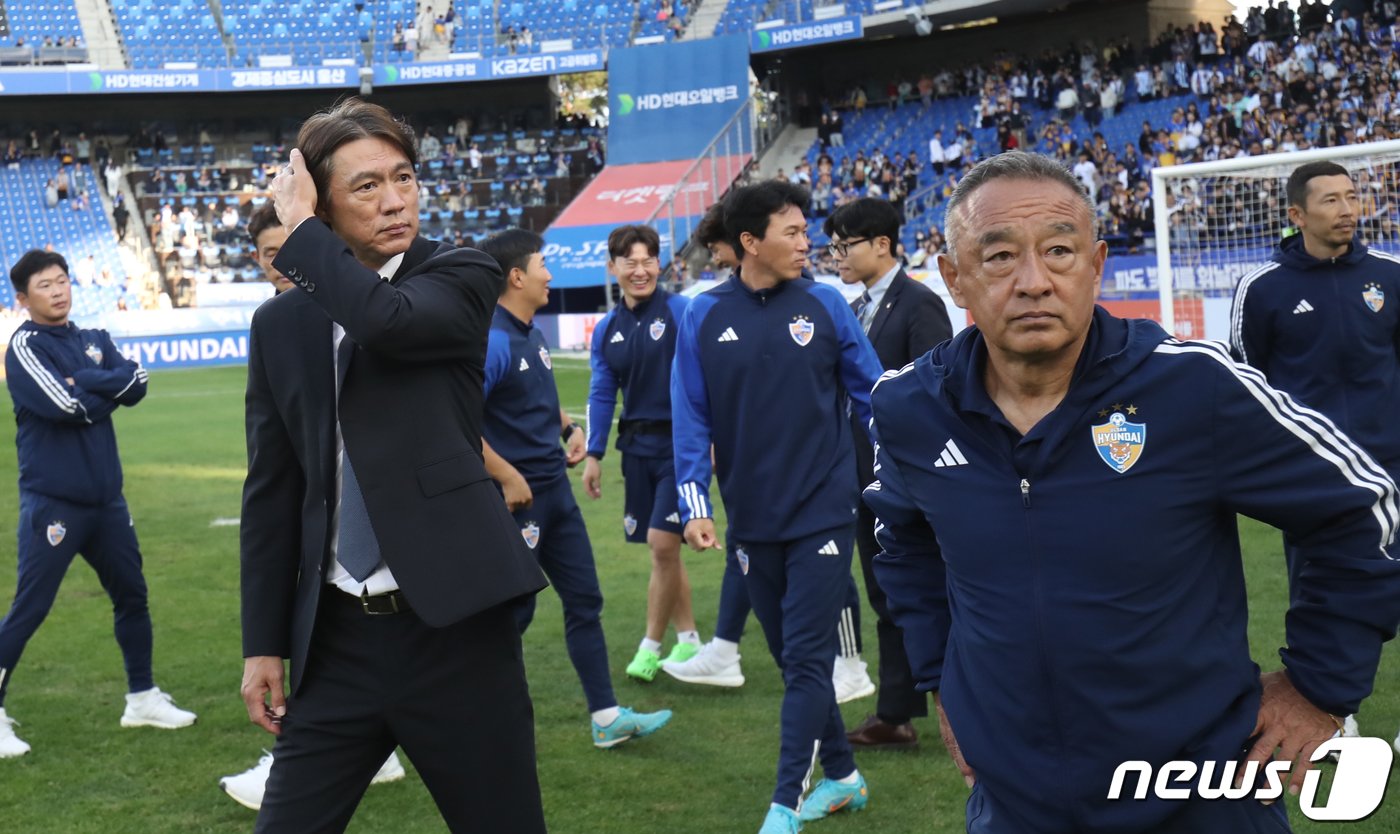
[0, 50, 605, 96]
[750, 16, 863, 53]
[605, 36, 749, 165]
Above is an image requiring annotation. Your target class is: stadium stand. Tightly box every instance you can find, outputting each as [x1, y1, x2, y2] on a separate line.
[113, 0, 228, 69]
[0, 159, 134, 313]
[0, 0, 85, 64]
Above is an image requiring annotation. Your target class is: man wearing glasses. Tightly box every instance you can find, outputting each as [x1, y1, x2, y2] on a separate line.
[824, 199, 953, 752]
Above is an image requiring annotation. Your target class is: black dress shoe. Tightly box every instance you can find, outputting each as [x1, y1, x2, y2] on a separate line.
[846, 714, 918, 750]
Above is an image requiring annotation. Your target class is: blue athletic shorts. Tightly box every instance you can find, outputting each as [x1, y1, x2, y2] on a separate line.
[620, 452, 682, 543]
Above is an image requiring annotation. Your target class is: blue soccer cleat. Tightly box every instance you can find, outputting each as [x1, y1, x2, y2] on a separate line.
[798, 772, 869, 821]
[759, 804, 802, 834]
[591, 706, 672, 748]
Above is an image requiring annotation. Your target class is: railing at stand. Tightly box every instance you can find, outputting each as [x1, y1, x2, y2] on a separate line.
[623, 91, 782, 307]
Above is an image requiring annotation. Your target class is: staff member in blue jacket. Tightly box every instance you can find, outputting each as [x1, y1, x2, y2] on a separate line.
[866, 151, 1400, 833]
[479, 228, 672, 748]
[584, 224, 702, 682]
[0, 250, 196, 759]
[672, 181, 884, 834]
[1231, 160, 1400, 750]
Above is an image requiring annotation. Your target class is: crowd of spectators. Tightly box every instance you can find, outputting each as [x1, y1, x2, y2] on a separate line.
[790, 0, 1400, 262]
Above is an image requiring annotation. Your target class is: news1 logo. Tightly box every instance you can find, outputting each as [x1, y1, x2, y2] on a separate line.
[1108, 737, 1393, 821]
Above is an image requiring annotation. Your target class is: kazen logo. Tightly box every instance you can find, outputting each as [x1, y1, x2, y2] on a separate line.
[1108, 737, 1394, 821]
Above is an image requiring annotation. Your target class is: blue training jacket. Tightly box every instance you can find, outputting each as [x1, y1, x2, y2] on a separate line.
[1231, 233, 1400, 469]
[672, 274, 883, 542]
[483, 306, 566, 488]
[5, 320, 148, 505]
[865, 306, 1400, 833]
[586, 288, 688, 461]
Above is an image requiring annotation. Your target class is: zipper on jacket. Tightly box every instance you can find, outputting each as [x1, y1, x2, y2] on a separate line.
[1020, 478, 1031, 508]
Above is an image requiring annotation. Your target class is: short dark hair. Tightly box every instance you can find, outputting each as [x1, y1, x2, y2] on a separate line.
[480, 227, 544, 278]
[1287, 160, 1351, 208]
[822, 198, 901, 247]
[695, 201, 727, 246]
[721, 180, 810, 254]
[246, 202, 282, 248]
[10, 249, 69, 295]
[296, 97, 418, 217]
[607, 224, 660, 260]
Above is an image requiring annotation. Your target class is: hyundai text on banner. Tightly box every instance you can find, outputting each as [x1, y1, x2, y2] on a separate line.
[606, 35, 749, 165]
[750, 16, 863, 53]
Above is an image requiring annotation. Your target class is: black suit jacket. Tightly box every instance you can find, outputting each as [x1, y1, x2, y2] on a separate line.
[240, 219, 547, 693]
[852, 269, 953, 482]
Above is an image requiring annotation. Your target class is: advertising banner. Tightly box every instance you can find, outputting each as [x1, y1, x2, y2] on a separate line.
[543, 222, 676, 289]
[750, 16, 863, 53]
[113, 329, 250, 370]
[0, 50, 603, 96]
[605, 35, 749, 165]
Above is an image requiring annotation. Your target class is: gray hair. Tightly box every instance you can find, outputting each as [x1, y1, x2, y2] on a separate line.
[943, 151, 1097, 257]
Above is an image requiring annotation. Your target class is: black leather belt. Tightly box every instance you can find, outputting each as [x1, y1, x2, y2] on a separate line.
[342, 588, 411, 615]
[619, 419, 673, 437]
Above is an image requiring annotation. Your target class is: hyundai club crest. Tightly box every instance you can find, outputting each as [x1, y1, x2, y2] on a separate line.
[1091, 404, 1147, 474]
[1364, 282, 1385, 313]
[789, 315, 814, 346]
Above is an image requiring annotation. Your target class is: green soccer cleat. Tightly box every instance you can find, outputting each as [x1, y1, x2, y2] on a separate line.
[626, 647, 662, 682]
[591, 706, 672, 749]
[663, 642, 700, 665]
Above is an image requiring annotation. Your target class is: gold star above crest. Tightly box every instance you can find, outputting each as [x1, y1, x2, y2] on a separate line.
[1126, 404, 1139, 415]
[1111, 403, 1124, 411]
[1097, 409, 1109, 418]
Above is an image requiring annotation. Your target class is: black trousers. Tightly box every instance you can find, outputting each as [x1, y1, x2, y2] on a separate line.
[855, 500, 929, 724]
[256, 592, 545, 834]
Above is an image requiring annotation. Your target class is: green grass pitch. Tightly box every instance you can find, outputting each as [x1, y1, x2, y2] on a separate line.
[0, 358, 1397, 832]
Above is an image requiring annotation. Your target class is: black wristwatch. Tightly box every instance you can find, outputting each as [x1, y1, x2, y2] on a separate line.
[561, 422, 582, 443]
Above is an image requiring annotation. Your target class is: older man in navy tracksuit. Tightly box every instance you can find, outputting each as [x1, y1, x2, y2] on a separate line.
[0, 249, 195, 759]
[866, 152, 1400, 833]
[672, 182, 884, 834]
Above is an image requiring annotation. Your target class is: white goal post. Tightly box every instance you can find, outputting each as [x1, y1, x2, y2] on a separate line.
[1150, 139, 1400, 340]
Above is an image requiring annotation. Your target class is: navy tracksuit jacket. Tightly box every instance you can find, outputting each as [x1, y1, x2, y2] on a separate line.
[672, 274, 883, 540]
[585, 288, 687, 462]
[865, 306, 1400, 832]
[1231, 234, 1400, 471]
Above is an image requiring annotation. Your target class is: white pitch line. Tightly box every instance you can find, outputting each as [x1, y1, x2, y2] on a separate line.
[209, 517, 241, 527]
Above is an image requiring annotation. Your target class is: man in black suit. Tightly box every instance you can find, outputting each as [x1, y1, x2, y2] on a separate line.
[824, 198, 953, 750]
[239, 98, 548, 833]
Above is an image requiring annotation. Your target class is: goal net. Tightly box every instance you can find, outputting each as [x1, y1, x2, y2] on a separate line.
[1149, 139, 1400, 340]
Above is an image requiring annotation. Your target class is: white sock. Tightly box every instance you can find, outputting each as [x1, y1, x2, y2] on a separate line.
[836, 769, 861, 785]
[639, 637, 662, 654]
[710, 638, 740, 661]
[591, 706, 621, 727]
[676, 630, 700, 645]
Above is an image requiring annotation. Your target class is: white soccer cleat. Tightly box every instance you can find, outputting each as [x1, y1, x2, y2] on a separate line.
[372, 751, 406, 784]
[1343, 714, 1360, 738]
[120, 686, 197, 729]
[1394, 726, 1400, 757]
[833, 655, 876, 704]
[660, 640, 745, 687]
[0, 708, 31, 758]
[220, 750, 404, 811]
[219, 752, 274, 811]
